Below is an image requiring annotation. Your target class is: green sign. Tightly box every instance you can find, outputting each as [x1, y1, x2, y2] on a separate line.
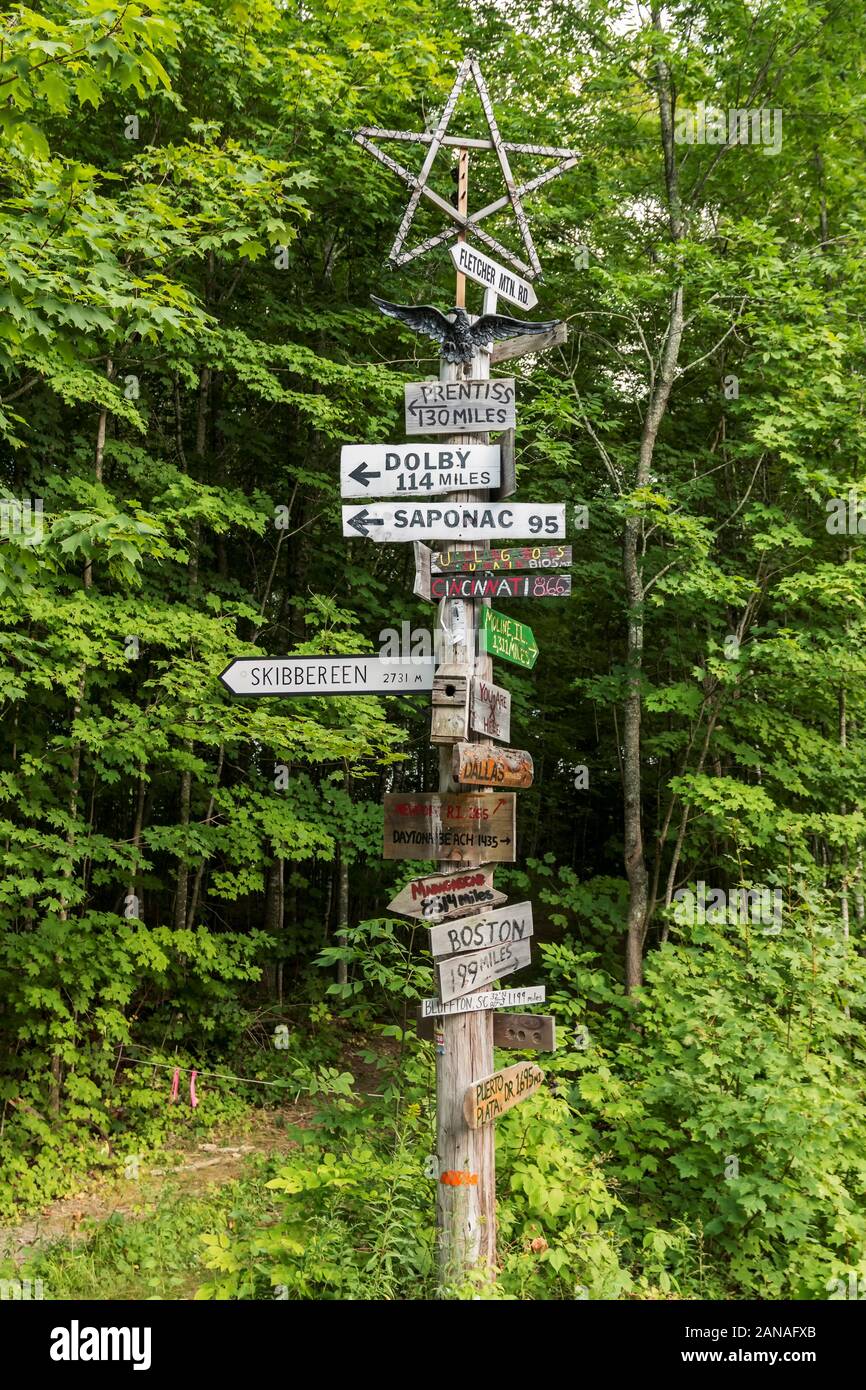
[480, 608, 538, 669]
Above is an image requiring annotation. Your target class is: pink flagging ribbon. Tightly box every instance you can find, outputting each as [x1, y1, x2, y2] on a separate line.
[189, 1070, 198, 1108]
[169, 1067, 180, 1104]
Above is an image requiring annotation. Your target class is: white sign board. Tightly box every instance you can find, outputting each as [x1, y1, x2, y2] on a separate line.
[427, 902, 533, 959]
[419, 985, 545, 1019]
[436, 936, 531, 1004]
[450, 243, 538, 310]
[340, 444, 500, 498]
[343, 502, 565, 542]
[404, 380, 516, 435]
[219, 655, 435, 696]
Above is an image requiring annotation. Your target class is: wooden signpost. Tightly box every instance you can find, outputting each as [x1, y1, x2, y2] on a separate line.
[340, 443, 500, 497]
[220, 653, 435, 696]
[388, 867, 506, 921]
[432, 544, 572, 572]
[453, 742, 533, 788]
[479, 608, 539, 669]
[342, 500, 565, 542]
[382, 791, 516, 864]
[436, 936, 532, 1004]
[353, 51, 578, 1292]
[426, 901, 533, 958]
[463, 1061, 545, 1129]
[404, 379, 516, 434]
[470, 677, 511, 742]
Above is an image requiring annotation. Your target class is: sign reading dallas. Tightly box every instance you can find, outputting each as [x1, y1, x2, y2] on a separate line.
[388, 867, 506, 922]
[453, 742, 533, 788]
[382, 792, 516, 864]
[450, 243, 539, 310]
[220, 654, 435, 696]
[343, 502, 565, 542]
[404, 379, 516, 435]
[340, 444, 500, 498]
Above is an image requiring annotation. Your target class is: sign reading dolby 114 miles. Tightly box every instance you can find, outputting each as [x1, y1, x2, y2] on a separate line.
[340, 444, 500, 498]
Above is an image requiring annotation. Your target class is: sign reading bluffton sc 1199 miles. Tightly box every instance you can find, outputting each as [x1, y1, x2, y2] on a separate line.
[404, 379, 516, 435]
[343, 502, 565, 542]
[419, 985, 546, 1019]
[382, 792, 515, 865]
[219, 654, 435, 696]
[340, 444, 500, 498]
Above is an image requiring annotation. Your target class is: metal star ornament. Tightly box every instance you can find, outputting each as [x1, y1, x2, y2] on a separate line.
[354, 54, 578, 280]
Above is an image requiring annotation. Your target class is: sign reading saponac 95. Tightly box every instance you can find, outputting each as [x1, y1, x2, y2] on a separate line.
[342, 502, 565, 542]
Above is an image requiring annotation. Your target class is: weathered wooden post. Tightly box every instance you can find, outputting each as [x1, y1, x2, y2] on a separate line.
[353, 53, 579, 1294]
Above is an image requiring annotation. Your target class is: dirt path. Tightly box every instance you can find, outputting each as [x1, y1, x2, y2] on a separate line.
[0, 1107, 312, 1267]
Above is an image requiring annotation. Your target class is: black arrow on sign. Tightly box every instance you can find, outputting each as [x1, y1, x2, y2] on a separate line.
[347, 507, 385, 537]
[349, 459, 380, 488]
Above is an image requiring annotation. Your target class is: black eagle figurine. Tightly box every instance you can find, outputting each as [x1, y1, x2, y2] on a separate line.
[370, 295, 560, 365]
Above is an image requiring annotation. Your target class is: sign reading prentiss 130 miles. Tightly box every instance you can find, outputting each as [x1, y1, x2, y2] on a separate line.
[404, 379, 516, 434]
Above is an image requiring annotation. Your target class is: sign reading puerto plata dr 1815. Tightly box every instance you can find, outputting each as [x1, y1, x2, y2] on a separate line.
[343, 502, 565, 542]
[340, 444, 500, 498]
[220, 654, 435, 696]
[404, 379, 516, 435]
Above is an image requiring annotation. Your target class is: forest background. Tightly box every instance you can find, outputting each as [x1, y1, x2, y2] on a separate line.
[1, 0, 866, 1301]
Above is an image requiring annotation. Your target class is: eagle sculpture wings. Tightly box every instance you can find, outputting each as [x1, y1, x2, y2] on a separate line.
[371, 295, 560, 365]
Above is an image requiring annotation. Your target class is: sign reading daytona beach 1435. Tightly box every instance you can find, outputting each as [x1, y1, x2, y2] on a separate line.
[387, 867, 507, 922]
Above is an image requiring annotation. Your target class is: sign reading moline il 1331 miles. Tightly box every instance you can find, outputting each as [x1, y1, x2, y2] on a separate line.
[343, 502, 565, 542]
[340, 444, 500, 498]
[480, 608, 539, 669]
[404, 379, 516, 435]
[382, 792, 515, 864]
[220, 654, 435, 696]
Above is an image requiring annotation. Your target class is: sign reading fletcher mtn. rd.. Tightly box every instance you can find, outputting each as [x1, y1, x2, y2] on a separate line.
[342, 502, 565, 542]
[382, 792, 516, 865]
[470, 677, 511, 742]
[340, 444, 500, 498]
[404, 380, 516, 435]
[433, 545, 572, 573]
[450, 243, 539, 310]
[464, 1061, 545, 1129]
[480, 608, 538, 669]
[436, 936, 532, 1005]
[430, 573, 571, 600]
[220, 654, 435, 697]
[453, 742, 533, 789]
[387, 867, 506, 922]
[419, 985, 546, 1020]
[427, 902, 534, 959]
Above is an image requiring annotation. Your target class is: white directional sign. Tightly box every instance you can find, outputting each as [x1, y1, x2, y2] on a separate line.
[342, 502, 565, 542]
[427, 902, 534, 959]
[420, 984, 545, 1020]
[436, 936, 532, 1004]
[219, 654, 435, 696]
[404, 380, 516, 435]
[340, 444, 500, 498]
[450, 242, 539, 310]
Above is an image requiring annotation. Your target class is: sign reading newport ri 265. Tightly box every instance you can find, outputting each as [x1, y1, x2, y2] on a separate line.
[343, 502, 565, 542]
[340, 444, 500, 498]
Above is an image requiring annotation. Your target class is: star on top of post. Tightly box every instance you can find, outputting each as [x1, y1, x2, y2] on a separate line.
[354, 54, 578, 281]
